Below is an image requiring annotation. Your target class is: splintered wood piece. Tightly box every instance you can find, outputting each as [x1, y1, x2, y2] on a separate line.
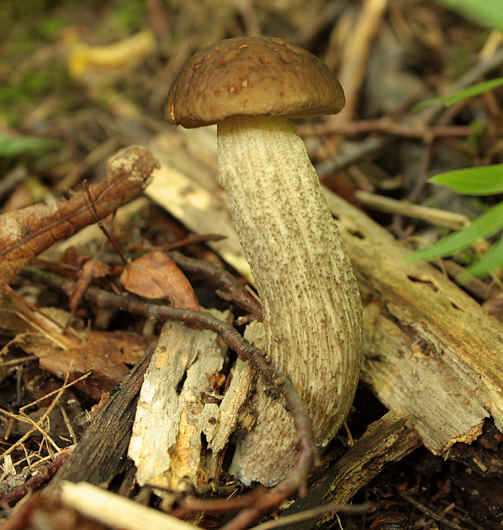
[128, 309, 250, 491]
[47, 347, 153, 490]
[60, 481, 196, 530]
[281, 411, 421, 530]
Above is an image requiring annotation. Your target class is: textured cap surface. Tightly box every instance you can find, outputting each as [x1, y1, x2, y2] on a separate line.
[165, 37, 345, 128]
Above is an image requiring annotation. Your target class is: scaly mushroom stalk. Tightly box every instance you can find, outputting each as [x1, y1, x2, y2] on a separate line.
[165, 36, 363, 486]
[218, 115, 361, 484]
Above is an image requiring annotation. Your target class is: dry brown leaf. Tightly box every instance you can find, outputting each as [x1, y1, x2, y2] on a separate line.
[0, 147, 158, 284]
[12, 330, 154, 400]
[120, 250, 200, 311]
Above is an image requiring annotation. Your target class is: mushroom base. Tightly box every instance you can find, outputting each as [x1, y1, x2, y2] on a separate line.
[217, 115, 362, 486]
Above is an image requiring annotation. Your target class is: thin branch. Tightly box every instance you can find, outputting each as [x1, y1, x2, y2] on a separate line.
[3, 451, 71, 507]
[299, 120, 473, 140]
[170, 251, 263, 321]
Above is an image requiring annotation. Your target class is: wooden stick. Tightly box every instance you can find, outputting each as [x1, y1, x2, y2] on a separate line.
[60, 481, 195, 530]
[355, 190, 470, 230]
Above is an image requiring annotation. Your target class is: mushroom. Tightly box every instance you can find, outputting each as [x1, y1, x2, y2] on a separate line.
[165, 36, 363, 486]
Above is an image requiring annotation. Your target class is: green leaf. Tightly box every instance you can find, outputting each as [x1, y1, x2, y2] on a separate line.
[459, 237, 503, 280]
[414, 77, 503, 111]
[0, 133, 62, 158]
[406, 200, 503, 261]
[433, 0, 503, 32]
[430, 165, 503, 195]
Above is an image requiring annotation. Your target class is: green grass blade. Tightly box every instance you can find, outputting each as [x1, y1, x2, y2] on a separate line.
[459, 237, 503, 280]
[0, 133, 62, 158]
[430, 165, 503, 195]
[414, 77, 503, 111]
[433, 0, 503, 32]
[406, 200, 503, 261]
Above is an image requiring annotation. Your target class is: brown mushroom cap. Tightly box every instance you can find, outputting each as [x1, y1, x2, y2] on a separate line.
[165, 37, 345, 128]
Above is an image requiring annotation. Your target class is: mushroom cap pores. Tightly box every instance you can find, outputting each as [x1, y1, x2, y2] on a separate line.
[165, 37, 345, 128]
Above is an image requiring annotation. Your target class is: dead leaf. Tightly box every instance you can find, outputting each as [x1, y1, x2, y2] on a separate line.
[67, 29, 156, 79]
[12, 330, 154, 400]
[0, 147, 158, 284]
[120, 251, 200, 311]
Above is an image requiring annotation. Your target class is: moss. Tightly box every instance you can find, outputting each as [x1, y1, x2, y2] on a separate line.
[112, 0, 146, 32]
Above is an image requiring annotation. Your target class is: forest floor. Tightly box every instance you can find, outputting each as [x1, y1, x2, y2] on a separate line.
[1, 1, 503, 529]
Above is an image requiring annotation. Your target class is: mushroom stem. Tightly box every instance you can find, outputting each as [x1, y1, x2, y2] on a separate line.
[218, 115, 362, 485]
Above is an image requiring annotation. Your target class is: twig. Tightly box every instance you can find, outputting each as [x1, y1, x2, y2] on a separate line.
[171, 487, 268, 517]
[397, 488, 469, 530]
[0, 166, 28, 201]
[249, 501, 373, 530]
[441, 259, 499, 301]
[1, 282, 81, 348]
[83, 180, 127, 266]
[155, 233, 227, 251]
[0, 356, 38, 368]
[332, 0, 388, 122]
[55, 136, 121, 193]
[423, 46, 503, 125]
[315, 46, 503, 177]
[355, 190, 470, 230]
[169, 251, 263, 321]
[19, 372, 91, 413]
[67, 247, 263, 322]
[299, 120, 473, 140]
[17, 411, 61, 454]
[0, 147, 157, 284]
[146, 0, 169, 40]
[402, 135, 434, 221]
[220, 411, 317, 530]
[234, 0, 261, 36]
[174, 377, 322, 530]
[3, 450, 71, 507]
[59, 405, 77, 445]
[297, 2, 345, 49]
[315, 136, 389, 177]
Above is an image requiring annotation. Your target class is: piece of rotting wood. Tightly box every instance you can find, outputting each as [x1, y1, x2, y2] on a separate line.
[47, 346, 154, 489]
[280, 411, 421, 530]
[128, 309, 254, 493]
[323, 189, 503, 454]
